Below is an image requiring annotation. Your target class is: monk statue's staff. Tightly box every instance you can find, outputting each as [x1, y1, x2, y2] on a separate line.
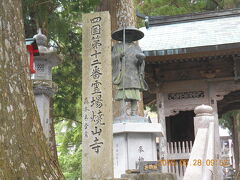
[122, 26, 126, 115]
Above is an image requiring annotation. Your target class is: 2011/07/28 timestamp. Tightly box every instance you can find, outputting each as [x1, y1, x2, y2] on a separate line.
[157, 159, 229, 167]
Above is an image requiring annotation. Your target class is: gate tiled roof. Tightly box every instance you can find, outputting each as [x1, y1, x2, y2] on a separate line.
[139, 9, 240, 56]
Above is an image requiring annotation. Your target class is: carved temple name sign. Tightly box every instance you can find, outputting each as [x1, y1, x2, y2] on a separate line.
[168, 91, 205, 100]
[82, 12, 113, 179]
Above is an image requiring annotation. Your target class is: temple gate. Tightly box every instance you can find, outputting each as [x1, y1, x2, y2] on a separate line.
[139, 8, 240, 180]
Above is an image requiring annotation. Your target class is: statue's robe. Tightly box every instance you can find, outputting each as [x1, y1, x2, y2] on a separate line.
[112, 42, 148, 101]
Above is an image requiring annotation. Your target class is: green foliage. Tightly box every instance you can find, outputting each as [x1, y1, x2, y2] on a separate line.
[205, 0, 224, 10]
[55, 97, 82, 179]
[219, 110, 240, 136]
[136, 0, 208, 27]
[137, 0, 207, 17]
[22, 0, 100, 36]
[22, 0, 100, 179]
[136, 0, 239, 22]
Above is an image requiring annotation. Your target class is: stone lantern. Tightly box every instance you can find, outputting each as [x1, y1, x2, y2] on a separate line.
[32, 29, 59, 81]
[31, 29, 60, 152]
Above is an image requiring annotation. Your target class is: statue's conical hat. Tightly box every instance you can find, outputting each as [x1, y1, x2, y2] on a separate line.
[112, 26, 144, 42]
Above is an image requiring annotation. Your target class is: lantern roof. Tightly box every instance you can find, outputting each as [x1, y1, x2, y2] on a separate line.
[33, 29, 47, 46]
[32, 29, 60, 66]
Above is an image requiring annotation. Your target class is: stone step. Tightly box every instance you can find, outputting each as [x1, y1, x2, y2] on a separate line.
[122, 173, 177, 180]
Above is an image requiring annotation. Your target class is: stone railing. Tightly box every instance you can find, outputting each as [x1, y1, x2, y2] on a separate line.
[167, 159, 188, 180]
[167, 141, 193, 159]
[167, 141, 193, 180]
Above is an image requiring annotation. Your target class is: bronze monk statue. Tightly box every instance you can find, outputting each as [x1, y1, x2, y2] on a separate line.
[112, 27, 148, 116]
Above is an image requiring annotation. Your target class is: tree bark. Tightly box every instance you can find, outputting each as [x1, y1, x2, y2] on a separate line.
[224, 0, 240, 9]
[0, 0, 64, 179]
[115, 0, 136, 29]
[236, 113, 240, 170]
[49, 101, 58, 161]
[232, 115, 239, 170]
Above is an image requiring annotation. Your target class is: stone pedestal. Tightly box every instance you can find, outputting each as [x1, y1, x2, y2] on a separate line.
[33, 81, 57, 142]
[113, 122, 163, 178]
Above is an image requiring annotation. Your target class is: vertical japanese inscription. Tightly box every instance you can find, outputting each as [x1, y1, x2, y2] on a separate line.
[82, 12, 113, 179]
[89, 16, 104, 154]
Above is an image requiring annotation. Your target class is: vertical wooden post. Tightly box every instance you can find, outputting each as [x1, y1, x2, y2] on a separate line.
[82, 12, 113, 180]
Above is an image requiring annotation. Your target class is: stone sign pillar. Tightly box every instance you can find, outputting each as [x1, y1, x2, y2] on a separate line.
[82, 12, 113, 180]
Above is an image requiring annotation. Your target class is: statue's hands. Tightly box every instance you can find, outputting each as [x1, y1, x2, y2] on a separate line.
[136, 53, 145, 59]
[136, 53, 145, 64]
[120, 53, 124, 61]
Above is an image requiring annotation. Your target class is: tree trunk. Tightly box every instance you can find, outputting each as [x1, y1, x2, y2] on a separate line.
[232, 115, 239, 170]
[49, 101, 58, 161]
[224, 0, 240, 8]
[0, 0, 64, 179]
[98, 0, 144, 117]
[236, 113, 240, 170]
[115, 0, 136, 28]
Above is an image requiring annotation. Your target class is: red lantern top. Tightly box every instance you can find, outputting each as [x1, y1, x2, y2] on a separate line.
[25, 38, 39, 74]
